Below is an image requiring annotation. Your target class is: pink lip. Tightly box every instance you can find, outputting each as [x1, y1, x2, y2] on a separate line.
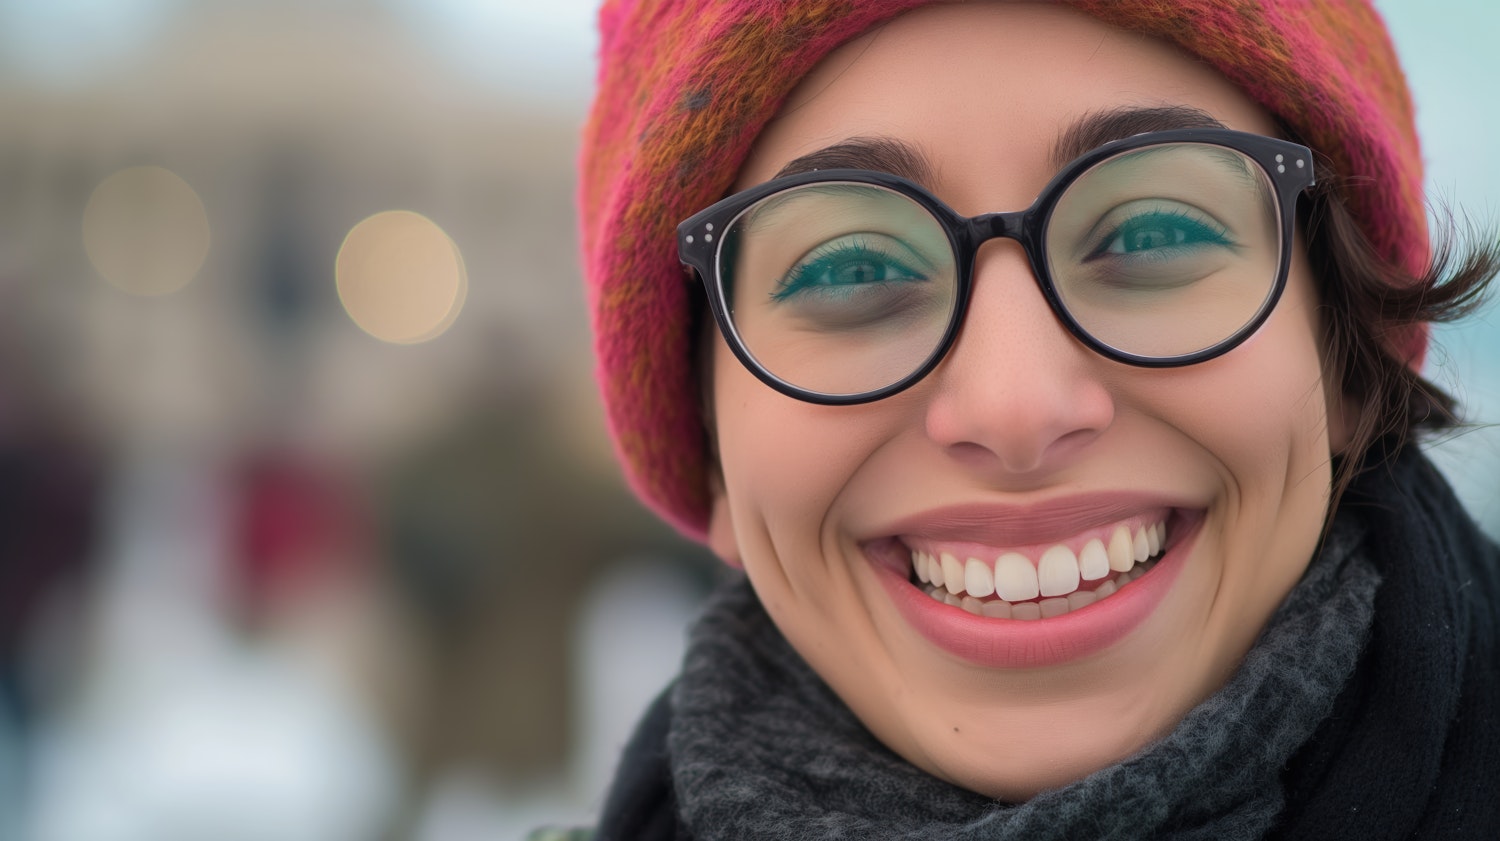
[874, 493, 1185, 545]
[866, 505, 1202, 669]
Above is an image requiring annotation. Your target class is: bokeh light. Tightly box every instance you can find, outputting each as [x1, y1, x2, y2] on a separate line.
[82, 166, 211, 296]
[334, 211, 468, 344]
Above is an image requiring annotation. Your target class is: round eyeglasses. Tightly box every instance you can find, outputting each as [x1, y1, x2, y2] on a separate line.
[678, 128, 1317, 405]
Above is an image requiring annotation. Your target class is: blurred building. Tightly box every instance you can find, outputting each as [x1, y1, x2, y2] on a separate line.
[1, 2, 712, 840]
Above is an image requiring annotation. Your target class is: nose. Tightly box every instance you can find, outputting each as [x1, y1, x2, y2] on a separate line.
[922, 241, 1115, 477]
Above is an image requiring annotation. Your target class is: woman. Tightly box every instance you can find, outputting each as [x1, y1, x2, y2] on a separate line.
[572, 2, 1499, 838]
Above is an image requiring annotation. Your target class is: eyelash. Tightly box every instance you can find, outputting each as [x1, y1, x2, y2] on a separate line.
[772, 237, 925, 300]
[1086, 207, 1234, 261]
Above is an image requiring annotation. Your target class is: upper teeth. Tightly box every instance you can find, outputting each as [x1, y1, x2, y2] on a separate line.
[912, 519, 1166, 602]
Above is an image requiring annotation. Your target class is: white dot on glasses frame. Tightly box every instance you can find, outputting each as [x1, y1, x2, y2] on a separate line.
[686, 235, 694, 244]
[706, 233, 714, 242]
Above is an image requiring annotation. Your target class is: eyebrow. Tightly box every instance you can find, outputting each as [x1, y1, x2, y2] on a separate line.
[768, 105, 1230, 186]
[772, 136, 937, 184]
[1051, 105, 1228, 168]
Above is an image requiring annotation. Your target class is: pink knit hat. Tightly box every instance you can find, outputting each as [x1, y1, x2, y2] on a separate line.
[578, 0, 1429, 539]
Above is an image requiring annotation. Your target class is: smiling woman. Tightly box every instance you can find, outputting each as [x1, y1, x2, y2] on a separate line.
[699, 7, 1343, 805]
[567, 1, 1500, 839]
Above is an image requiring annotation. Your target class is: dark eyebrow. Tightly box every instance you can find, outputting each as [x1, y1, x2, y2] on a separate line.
[772, 136, 936, 184]
[1052, 105, 1228, 169]
[770, 108, 1228, 185]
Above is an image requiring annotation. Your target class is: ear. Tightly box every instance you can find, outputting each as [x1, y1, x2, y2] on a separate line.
[706, 469, 743, 569]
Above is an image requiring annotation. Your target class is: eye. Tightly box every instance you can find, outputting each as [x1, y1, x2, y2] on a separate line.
[1089, 208, 1233, 261]
[771, 235, 928, 301]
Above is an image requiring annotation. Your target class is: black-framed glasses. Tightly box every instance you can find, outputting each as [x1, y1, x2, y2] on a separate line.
[678, 128, 1316, 405]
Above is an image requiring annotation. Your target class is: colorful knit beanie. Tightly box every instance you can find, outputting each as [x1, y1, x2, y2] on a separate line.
[578, 0, 1428, 539]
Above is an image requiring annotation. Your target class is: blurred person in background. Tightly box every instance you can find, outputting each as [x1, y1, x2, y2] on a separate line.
[1, 4, 715, 836]
[0, 310, 103, 841]
[562, 1, 1500, 839]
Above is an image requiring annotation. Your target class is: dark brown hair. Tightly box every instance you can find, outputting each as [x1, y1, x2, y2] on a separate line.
[1302, 154, 1500, 503]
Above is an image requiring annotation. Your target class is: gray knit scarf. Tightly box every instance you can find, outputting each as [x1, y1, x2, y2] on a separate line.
[668, 519, 1381, 841]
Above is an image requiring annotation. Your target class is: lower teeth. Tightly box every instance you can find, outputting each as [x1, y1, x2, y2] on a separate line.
[922, 558, 1159, 620]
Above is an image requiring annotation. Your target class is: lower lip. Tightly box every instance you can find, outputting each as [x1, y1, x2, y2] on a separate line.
[868, 513, 1199, 669]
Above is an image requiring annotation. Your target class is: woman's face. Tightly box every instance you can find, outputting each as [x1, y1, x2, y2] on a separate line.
[706, 3, 1345, 800]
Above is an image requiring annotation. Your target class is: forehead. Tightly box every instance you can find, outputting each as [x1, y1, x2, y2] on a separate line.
[736, 3, 1279, 212]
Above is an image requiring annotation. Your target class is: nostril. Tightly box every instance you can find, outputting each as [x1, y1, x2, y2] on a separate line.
[943, 441, 997, 469]
[928, 390, 1114, 476]
[1043, 426, 1110, 463]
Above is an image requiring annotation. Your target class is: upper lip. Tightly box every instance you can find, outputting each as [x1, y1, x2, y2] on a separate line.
[867, 492, 1195, 547]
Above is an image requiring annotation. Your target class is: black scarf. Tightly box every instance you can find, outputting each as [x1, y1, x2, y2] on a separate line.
[594, 447, 1499, 840]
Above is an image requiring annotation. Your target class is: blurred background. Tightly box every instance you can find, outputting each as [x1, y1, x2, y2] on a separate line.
[0, 1, 1495, 839]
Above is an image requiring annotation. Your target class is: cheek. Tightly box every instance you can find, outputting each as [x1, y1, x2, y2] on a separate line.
[1127, 280, 1335, 606]
[710, 337, 918, 591]
[1146, 265, 1332, 478]
[711, 342, 861, 546]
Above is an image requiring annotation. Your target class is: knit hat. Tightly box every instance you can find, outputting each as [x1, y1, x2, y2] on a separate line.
[578, 0, 1429, 539]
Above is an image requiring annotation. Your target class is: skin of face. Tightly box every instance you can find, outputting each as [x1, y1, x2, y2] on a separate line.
[704, 3, 1349, 801]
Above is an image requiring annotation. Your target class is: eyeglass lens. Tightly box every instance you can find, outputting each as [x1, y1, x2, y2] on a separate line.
[715, 142, 1283, 398]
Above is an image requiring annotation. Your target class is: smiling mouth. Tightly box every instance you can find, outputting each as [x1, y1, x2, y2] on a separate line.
[906, 516, 1169, 620]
